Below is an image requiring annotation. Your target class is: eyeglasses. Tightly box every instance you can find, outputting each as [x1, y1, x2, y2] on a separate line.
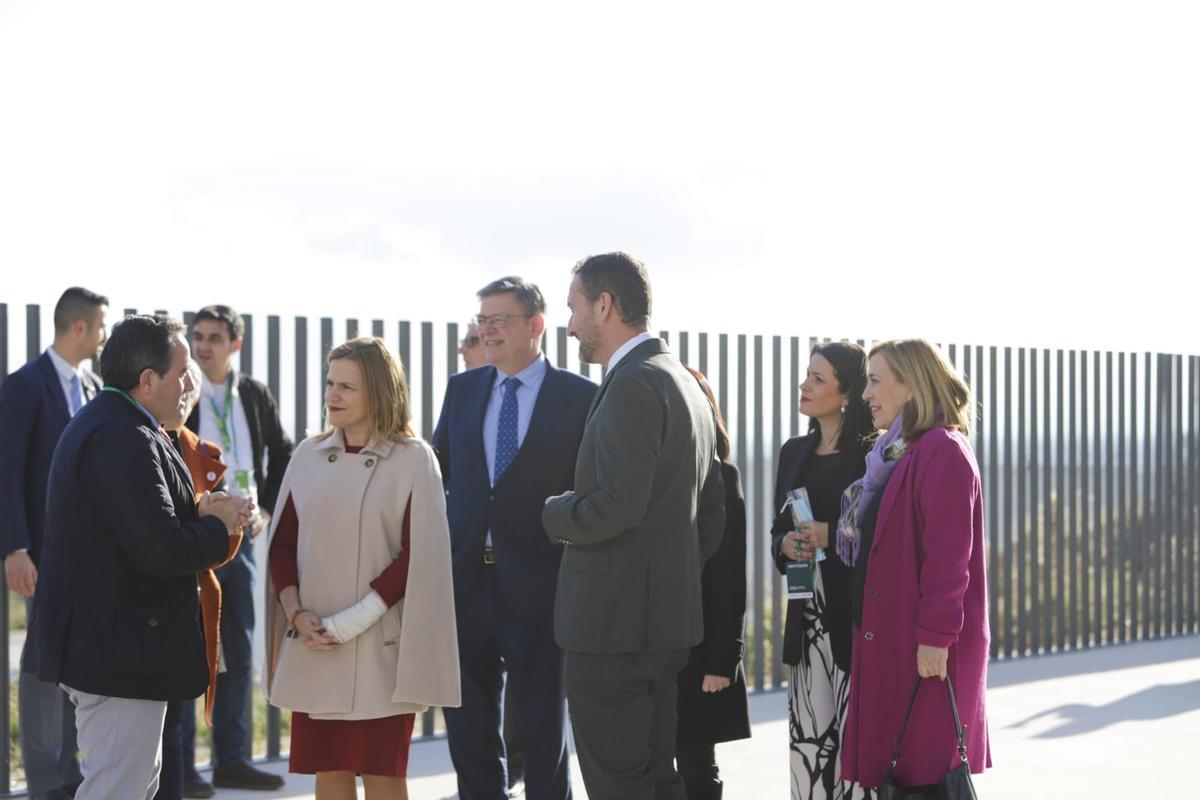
[473, 313, 532, 329]
[460, 335, 481, 349]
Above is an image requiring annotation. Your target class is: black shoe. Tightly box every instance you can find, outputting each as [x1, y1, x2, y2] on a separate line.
[182, 770, 216, 799]
[211, 760, 286, 791]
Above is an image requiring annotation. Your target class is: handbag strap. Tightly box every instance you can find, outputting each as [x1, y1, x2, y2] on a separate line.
[944, 674, 970, 764]
[887, 675, 970, 771]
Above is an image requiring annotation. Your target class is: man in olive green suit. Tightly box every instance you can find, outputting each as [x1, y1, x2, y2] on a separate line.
[542, 252, 726, 800]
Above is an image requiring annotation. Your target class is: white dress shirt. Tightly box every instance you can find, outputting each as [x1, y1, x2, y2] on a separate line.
[45, 346, 89, 417]
[198, 370, 258, 500]
[606, 332, 656, 372]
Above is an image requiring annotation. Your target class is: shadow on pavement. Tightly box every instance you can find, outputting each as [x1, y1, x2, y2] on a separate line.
[1007, 679, 1200, 738]
[987, 636, 1200, 688]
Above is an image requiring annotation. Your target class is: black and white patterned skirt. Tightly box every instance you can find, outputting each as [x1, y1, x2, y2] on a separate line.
[788, 566, 874, 800]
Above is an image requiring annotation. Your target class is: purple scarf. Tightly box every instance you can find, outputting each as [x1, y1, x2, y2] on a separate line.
[836, 415, 906, 566]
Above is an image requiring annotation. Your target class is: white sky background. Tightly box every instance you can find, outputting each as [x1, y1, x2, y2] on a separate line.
[1, 1, 1197, 355]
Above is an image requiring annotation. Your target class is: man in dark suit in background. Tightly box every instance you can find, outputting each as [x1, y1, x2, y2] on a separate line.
[434, 277, 596, 800]
[183, 305, 291, 795]
[0, 286, 108, 800]
[32, 315, 249, 799]
[543, 253, 726, 800]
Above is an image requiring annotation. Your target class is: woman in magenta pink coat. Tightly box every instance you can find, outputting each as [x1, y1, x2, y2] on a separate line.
[837, 339, 991, 790]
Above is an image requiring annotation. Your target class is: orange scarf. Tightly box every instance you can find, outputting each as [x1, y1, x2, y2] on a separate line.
[176, 426, 244, 724]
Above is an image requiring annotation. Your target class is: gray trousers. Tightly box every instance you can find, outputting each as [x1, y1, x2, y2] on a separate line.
[19, 597, 82, 795]
[565, 649, 690, 800]
[63, 686, 167, 800]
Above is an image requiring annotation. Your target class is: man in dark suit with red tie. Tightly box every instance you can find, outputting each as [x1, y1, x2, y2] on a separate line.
[0, 287, 108, 800]
[433, 277, 596, 800]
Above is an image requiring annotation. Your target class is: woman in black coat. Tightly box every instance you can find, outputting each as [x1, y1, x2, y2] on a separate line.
[770, 342, 875, 800]
[676, 368, 751, 800]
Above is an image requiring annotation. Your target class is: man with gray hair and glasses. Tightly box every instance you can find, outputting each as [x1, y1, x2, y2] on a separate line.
[434, 277, 596, 799]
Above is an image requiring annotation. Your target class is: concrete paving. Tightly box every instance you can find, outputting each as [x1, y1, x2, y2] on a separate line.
[206, 687, 785, 799]
[971, 634, 1200, 799]
[208, 634, 1199, 799]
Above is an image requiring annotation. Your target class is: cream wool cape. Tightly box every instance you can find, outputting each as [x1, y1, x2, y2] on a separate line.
[265, 430, 461, 719]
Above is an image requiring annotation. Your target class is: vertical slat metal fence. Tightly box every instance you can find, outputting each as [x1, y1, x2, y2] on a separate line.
[2, 303, 1198, 794]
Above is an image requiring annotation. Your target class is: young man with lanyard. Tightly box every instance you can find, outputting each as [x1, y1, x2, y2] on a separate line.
[183, 305, 292, 796]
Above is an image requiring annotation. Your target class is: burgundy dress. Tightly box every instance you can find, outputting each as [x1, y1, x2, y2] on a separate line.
[269, 445, 417, 776]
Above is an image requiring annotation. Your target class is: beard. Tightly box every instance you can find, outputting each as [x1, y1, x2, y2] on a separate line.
[577, 339, 597, 364]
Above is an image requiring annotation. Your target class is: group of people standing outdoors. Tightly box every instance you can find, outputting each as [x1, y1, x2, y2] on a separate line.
[775, 340, 991, 798]
[1, 291, 289, 799]
[0, 251, 990, 800]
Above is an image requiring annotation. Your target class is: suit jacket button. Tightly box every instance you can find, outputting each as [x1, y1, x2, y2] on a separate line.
[365, 458, 375, 467]
[863, 631, 874, 641]
[867, 588, 878, 598]
[148, 617, 159, 628]
[489, 493, 495, 502]
[328, 454, 338, 463]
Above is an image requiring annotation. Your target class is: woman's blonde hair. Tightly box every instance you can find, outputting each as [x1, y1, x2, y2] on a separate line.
[318, 337, 414, 442]
[869, 339, 972, 440]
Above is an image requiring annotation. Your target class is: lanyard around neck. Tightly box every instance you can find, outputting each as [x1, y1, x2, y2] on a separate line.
[207, 375, 239, 459]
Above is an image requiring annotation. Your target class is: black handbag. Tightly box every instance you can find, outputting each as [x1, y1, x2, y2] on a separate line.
[878, 676, 979, 800]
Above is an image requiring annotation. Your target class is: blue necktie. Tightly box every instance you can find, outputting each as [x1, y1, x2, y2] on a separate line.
[493, 377, 520, 483]
[68, 374, 84, 415]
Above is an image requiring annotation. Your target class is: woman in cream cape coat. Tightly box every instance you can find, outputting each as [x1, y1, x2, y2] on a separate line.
[266, 430, 460, 717]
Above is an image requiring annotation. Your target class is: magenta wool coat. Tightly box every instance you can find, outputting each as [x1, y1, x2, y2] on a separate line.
[841, 427, 992, 788]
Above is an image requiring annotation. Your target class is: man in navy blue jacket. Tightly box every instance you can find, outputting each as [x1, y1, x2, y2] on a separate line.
[31, 315, 250, 800]
[0, 287, 107, 800]
[433, 277, 596, 800]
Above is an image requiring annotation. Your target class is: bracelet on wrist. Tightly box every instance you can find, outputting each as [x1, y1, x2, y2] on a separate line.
[289, 608, 307, 628]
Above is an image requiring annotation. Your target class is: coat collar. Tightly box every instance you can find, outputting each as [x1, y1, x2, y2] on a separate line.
[778, 433, 818, 509]
[174, 426, 227, 497]
[313, 428, 398, 458]
[586, 337, 668, 423]
[36, 351, 71, 423]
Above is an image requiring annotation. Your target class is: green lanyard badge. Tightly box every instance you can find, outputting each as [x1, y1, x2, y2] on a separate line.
[208, 378, 252, 495]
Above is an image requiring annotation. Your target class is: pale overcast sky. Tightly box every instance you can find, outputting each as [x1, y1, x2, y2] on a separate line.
[2, 0, 1197, 356]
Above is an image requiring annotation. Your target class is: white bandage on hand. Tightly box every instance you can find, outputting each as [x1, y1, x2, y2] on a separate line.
[321, 590, 388, 644]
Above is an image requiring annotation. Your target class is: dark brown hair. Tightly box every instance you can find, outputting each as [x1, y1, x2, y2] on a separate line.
[809, 341, 875, 451]
[100, 315, 184, 391]
[53, 286, 108, 333]
[686, 366, 730, 462]
[192, 304, 245, 341]
[571, 252, 652, 328]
